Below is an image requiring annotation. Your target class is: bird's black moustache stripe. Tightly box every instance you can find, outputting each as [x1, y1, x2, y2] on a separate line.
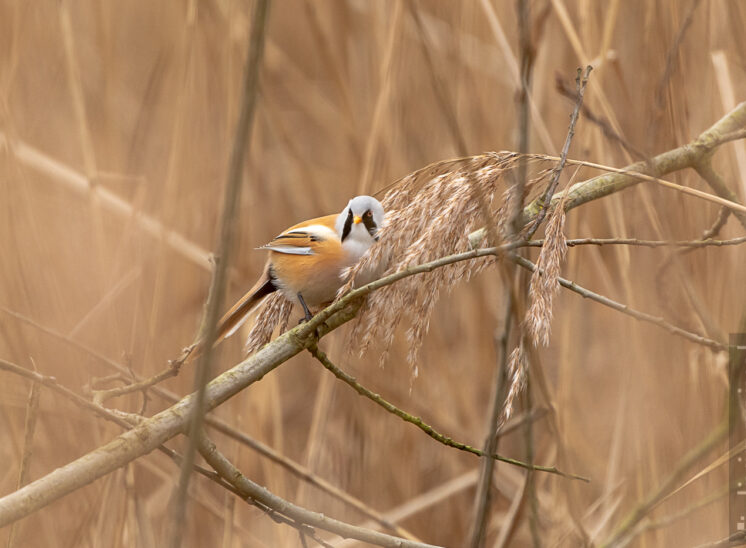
[340, 209, 353, 242]
[362, 213, 377, 239]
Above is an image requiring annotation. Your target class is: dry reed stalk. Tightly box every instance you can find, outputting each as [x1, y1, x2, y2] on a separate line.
[503, 345, 527, 423]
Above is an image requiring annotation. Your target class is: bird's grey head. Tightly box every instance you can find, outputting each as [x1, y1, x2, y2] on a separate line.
[335, 195, 385, 244]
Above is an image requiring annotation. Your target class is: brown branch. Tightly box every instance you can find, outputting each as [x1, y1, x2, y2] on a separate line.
[197, 434, 441, 548]
[694, 157, 746, 229]
[654, 0, 703, 108]
[516, 101, 746, 227]
[549, 236, 746, 248]
[307, 344, 589, 482]
[0, 358, 396, 546]
[1, 306, 415, 538]
[554, 73, 645, 160]
[700, 206, 731, 240]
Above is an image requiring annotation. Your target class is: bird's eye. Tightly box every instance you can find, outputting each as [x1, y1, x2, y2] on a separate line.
[364, 210, 372, 218]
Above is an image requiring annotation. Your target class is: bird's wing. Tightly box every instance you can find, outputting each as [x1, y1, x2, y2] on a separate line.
[260, 214, 338, 255]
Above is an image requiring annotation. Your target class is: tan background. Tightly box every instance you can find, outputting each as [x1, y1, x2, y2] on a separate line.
[1, 1, 745, 546]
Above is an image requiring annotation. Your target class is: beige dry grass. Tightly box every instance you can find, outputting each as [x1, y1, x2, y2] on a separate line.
[1, 1, 745, 547]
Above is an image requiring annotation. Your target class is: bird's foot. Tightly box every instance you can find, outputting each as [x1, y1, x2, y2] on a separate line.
[297, 293, 314, 323]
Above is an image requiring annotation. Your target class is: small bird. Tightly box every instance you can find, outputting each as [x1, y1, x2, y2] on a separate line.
[211, 195, 384, 348]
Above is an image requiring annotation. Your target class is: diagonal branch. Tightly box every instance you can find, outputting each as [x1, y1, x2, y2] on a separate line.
[466, 101, 746, 246]
[307, 344, 588, 481]
[507, 253, 726, 351]
[196, 434, 440, 548]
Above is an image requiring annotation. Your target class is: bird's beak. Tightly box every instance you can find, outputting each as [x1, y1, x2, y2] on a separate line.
[353, 215, 362, 224]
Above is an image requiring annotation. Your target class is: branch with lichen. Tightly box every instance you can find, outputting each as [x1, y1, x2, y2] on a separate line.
[307, 344, 588, 482]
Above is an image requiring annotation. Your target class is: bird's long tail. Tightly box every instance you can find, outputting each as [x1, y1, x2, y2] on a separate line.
[188, 269, 276, 360]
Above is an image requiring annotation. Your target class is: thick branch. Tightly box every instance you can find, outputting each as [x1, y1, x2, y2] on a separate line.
[0, 301, 356, 527]
[547, 101, 746, 218]
[197, 435, 439, 548]
[467, 101, 746, 244]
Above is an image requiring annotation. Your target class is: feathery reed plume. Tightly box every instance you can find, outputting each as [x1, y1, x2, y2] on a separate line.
[502, 190, 569, 422]
[239, 153, 556, 363]
[244, 292, 294, 355]
[526, 205, 568, 346]
[503, 345, 527, 421]
[341, 153, 553, 372]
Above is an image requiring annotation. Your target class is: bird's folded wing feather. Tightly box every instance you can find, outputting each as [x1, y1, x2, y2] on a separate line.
[260, 215, 338, 256]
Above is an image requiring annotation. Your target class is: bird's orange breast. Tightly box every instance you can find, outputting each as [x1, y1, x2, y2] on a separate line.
[265, 214, 352, 308]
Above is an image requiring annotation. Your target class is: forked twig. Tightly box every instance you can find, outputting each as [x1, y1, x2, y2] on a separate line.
[527, 65, 592, 239]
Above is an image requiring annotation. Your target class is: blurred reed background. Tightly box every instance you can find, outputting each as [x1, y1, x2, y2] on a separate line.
[1, 0, 745, 546]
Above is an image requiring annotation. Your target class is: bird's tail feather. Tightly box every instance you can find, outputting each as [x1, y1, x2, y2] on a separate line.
[188, 271, 276, 360]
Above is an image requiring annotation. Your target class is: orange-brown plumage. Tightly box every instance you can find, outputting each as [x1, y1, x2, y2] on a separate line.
[194, 197, 384, 355]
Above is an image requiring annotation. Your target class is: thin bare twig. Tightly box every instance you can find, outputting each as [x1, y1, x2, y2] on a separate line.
[307, 344, 588, 482]
[700, 206, 731, 240]
[655, 0, 703, 108]
[510, 0, 534, 234]
[694, 157, 746, 230]
[407, 0, 468, 158]
[514, 3, 541, 545]
[545, 236, 746, 248]
[527, 65, 592, 239]
[508, 253, 726, 351]
[554, 73, 645, 160]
